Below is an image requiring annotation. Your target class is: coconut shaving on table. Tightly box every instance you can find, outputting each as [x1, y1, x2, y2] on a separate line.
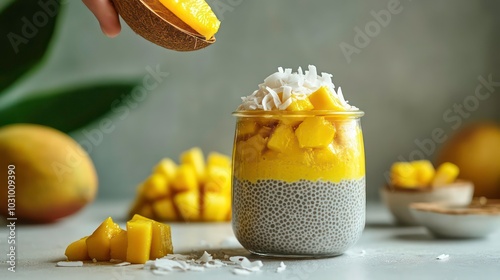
[238, 65, 358, 111]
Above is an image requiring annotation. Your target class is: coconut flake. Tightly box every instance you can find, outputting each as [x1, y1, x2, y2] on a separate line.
[276, 262, 286, 273]
[436, 254, 449, 260]
[57, 261, 83, 267]
[114, 262, 131, 267]
[197, 251, 213, 263]
[233, 268, 252, 275]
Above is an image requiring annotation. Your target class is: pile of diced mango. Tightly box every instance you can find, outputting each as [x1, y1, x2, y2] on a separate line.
[390, 160, 460, 188]
[65, 215, 173, 264]
[234, 86, 365, 182]
[128, 147, 231, 222]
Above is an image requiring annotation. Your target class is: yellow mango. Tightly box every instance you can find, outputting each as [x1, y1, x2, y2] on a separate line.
[411, 160, 435, 186]
[204, 165, 231, 194]
[314, 145, 337, 165]
[171, 164, 198, 192]
[203, 192, 230, 222]
[154, 158, 178, 181]
[65, 236, 90, 261]
[174, 191, 200, 221]
[432, 162, 460, 187]
[180, 147, 206, 181]
[207, 152, 231, 169]
[142, 174, 169, 201]
[152, 197, 178, 221]
[267, 123, 300, 153]
[287, 96, 314, 111]
[110, 230, 127, 261]
[138, 204, 154, 219]
[126, 219, 152, 264]
[86, 217, 122, 261]
[295, 117, 336, 148]
[390, 162, 418, 188]
[131, 214, 173, 259]
[237, 120, 259, 138]
[308, 86, 345, 111]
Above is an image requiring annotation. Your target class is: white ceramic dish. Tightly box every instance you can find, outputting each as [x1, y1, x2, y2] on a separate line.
[409, 200, 500, 239]
[380, 181, 474, 226]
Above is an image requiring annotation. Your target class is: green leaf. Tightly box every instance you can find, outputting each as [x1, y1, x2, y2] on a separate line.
[0, 0, 61, 93]
[0, 83, 137, 133]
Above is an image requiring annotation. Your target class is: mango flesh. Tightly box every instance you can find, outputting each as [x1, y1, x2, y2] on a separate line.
[86, 217, 122, 261]
[65, 236, 90, 261]
[295, 117, 336, 148]
[390, 160, 460, 188]
[131, 214, 173, 259]
[308, 86, 346, 111]
[128, 148, 232, 222]
[110, 230, 127, 261]
[126, 219, 153, 264]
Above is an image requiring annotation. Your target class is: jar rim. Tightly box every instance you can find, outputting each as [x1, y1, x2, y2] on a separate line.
[232, 110, 365, 118]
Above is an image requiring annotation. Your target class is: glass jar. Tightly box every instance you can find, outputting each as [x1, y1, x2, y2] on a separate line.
[231, 111, 365, 257]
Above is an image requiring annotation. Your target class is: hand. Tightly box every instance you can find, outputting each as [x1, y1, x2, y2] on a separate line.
[82, 0, 121, 37]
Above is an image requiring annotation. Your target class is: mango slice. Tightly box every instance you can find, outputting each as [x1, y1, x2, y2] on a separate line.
[142, 174, 169, 200]
[86, 217, 122, 261]
[287, 96, 314, 111]
[203, 193, 230, 222]
[131, 214, 173, 259]
[65, 236, 90, 261]
[152, 197, 178, 221]
[171, 164, 198, 192]
[180, 147, 206, 181]
[412, 160, 436, 186]
[154, 158, 178, 181]
[267, 124, 300, 153]
[110, 230, 127, 261]
[432, 162, 460, 187]
[159, 0, 220, 40]
[295, 117, 336, 148]
[308, 86, 345, 111]
[207, 152, 231, 169]
[126, 219, 153, 264]
[174, 190, 200, 221]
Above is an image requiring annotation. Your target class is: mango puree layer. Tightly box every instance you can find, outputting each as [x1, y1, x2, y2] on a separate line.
[232, 117, 365, 183]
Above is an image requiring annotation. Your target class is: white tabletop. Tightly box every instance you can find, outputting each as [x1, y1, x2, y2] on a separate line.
[1, 201, 499, 280]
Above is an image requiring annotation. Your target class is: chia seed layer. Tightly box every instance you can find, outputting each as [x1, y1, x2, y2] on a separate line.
[232, 178, 365, 256]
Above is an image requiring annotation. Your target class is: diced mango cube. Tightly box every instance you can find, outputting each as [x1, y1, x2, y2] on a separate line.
[152, 197, 178, 221]
[204, 165, 231, 195]
[142, 174, 169, 200]
[174, 191, 200, 221]
[295, 117, 336, 148]
[237, 120, 259, 138]
[203, 192, 230, 222]
[65, 236, 90, 261]
[411, 160, 435, 186]
[308, 86, 345, 111]
[131, 215, 174, 259]
[126, 219, 153, 264]
[207, 152, 231, 169]
[267, 124, 301, 153]
[390, 162, 418, 188]
[171, 164, 198, 192]
[180, 147, 205, 181]
[287, 96, 314, 111]
[110, 230, 127, 261]
[154, 158, 178, 181]
[432, 162, 460, 187]
[86, 217, 122, 261]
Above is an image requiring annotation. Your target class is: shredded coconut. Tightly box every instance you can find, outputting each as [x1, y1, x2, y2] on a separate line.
[114, 262, 131, 267]
[436, 254, 450, 260]
[238, 65, 358, 111]
[276, 262, 286, 273]
[57, 261, 83, 267]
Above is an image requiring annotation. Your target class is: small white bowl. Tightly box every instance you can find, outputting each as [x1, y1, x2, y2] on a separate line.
[380, 181, 474, 226]
[409, 200, 500, 238]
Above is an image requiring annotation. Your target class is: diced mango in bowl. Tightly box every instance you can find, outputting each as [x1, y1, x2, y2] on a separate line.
[64, 215, 173, 264]
[390, 160, 460, 189]
[128, 147, 232, 222]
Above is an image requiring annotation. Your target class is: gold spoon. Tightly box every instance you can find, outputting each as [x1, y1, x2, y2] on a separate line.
[111, 0, 215, 51]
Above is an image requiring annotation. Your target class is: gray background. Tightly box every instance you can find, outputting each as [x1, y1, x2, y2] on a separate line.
[3, 0, 500, 201]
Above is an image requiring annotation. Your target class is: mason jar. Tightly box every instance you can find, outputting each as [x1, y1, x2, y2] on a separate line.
[231, 110, 365, 257]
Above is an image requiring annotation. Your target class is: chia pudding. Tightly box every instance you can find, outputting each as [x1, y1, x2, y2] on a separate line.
[232, 178, 365, 256]
[232, 65, 365, 257]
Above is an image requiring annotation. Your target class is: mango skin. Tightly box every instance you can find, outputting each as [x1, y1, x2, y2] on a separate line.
[0, 124, 97, 223]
